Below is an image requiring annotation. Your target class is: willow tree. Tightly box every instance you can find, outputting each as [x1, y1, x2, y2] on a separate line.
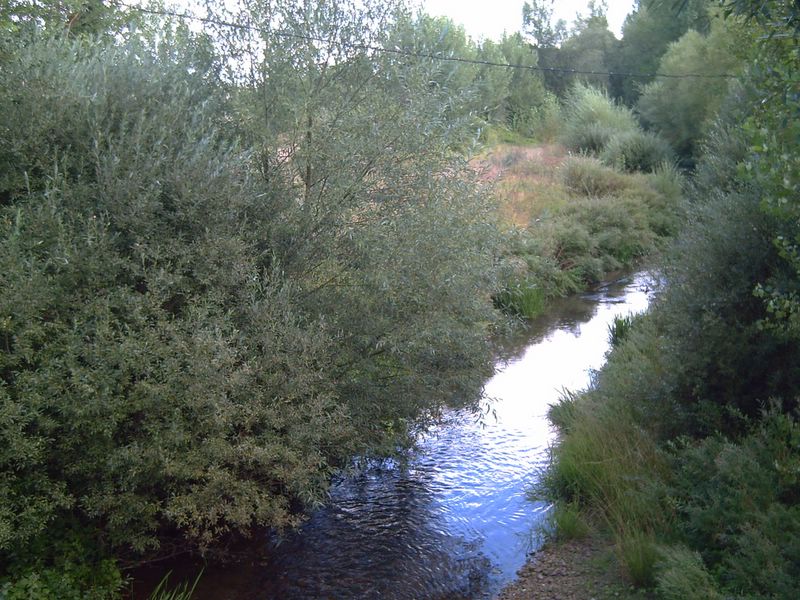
[636, 12, 746, 161]
[0, 0, 501, 580]
[223, 0, 502, 450]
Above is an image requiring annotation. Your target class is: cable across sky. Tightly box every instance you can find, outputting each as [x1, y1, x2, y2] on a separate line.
[115, 1, 740, 80]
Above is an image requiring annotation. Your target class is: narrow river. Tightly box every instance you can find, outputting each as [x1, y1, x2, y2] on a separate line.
[134, 273, 653, 599]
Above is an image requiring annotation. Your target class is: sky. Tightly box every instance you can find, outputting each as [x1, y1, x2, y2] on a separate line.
[415, 0, 636, 40]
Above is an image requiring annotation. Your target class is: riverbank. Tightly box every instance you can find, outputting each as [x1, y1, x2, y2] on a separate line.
[497, 535, 649, 600]
[483, 142, 683, 320]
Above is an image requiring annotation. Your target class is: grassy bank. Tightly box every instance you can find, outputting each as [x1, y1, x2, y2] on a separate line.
[483, 84, 682, 320]
[484, 144, 682, 319]
[533, 21, 800, 598]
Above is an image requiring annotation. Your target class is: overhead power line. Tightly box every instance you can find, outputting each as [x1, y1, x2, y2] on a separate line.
[114, 2, 739, 80]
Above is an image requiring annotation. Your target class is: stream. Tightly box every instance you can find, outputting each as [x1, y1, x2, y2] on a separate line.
[134, 272, 653, 599]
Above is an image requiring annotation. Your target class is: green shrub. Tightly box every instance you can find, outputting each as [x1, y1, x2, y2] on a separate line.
[654, 182, 798, 433]
[522, 252, 584, 298]
[573, 122, 620, 154]
[655, 545, 720, 600]
[529, 92, 563, 142]
[637, 20, 745, 162]
[497, 160, 681, 315]
[1, 23, 501, 576]
[560, 156, 629, 197]
[666, 410, 800, 597]
[637, 164, 684, 238]
[601, 130, 673, 173]
[495, 229, 584, 317]
[560, 83, 639, 153]
[556, 195, 659, 273]
[0, 560, 124, 600]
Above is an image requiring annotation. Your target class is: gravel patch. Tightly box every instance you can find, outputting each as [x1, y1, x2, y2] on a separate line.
[496, 536, 650, 600]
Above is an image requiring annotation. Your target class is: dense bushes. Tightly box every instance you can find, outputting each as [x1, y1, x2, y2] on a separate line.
[637, 16, 745, 163]
[560, 83, 674, 174]
[559, 156, 628, 197]
[560, 83, 639, 154]
[539, 5, 800, 596]
[600, 130, 672, 173]
[666, 410, 800, 597]
[0, 11, 502, 591]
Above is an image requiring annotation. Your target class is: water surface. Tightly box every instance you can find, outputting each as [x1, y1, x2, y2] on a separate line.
[133, 273, 653, 599]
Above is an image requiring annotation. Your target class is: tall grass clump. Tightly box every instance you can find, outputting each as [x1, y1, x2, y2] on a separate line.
[647, 162, 683, 198]
[545, 501, 591, 541]
[560, 156, 629, 197]
[542, 382, 667, 533]
[560, 83, 639, 153]
[539, 315, 678, 586]
[493, 280, 547, 318]
[608, 314, 636, 348]
[601, 130, 674, 173]
[617, 530, 659, 588]
[148, 571, 202, 600]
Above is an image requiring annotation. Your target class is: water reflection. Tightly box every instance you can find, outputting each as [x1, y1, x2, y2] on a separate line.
[262, 467, 493, 599]
[132, 273, 654, 599]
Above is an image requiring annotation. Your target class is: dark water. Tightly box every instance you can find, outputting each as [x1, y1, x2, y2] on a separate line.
[132, 273, 653, 599]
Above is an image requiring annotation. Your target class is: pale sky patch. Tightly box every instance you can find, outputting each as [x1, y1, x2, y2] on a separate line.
[415, 0, 636, 41]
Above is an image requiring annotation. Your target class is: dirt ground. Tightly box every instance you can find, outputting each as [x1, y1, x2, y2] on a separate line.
[473, 144, 568, 183]
[496, 536, 650, 600]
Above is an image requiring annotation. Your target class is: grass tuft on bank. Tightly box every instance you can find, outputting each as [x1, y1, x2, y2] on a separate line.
[488, 146, 682, 319]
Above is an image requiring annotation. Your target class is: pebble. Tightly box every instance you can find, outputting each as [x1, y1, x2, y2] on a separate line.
[495, 537, 625, 600]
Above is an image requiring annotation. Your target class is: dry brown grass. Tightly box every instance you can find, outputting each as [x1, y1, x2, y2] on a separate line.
[473, 144, 571, 228]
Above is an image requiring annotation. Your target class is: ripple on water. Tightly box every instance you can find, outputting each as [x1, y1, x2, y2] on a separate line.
[144, 274, 655, 600]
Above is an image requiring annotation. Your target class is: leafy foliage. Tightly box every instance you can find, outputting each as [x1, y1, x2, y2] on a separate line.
[1, 35, 351, 555]
[666, 410, 800, 597]
[523, 0, 619, 97]
[637, 15, 746, 162]
[0, 0, 503, 588]
[557, 11, 619, 93]
[744, 13, 800, 338]
[610, 0, 711, 105]
[537, 4, 800, 597]
[385, 12, 551, 139]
